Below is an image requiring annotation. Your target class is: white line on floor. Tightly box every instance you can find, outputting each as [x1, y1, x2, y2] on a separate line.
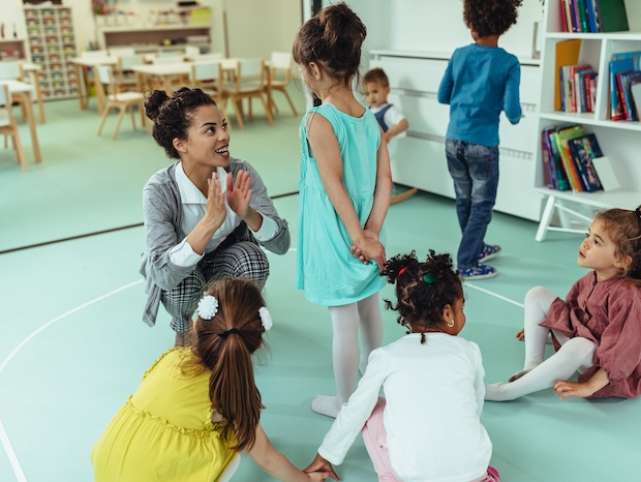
[464, 282, 524, 309]
[0, 279, 143, 375]
[0, 418, 28, 482]
[0, 279, 142, 482]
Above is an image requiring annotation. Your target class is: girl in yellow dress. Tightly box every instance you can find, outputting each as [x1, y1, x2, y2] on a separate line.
[92, 278, 328, 482]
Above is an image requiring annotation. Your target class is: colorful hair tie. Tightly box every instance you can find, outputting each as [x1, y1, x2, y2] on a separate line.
[399, 266, 409, 277]
[422, 273, 436, 285]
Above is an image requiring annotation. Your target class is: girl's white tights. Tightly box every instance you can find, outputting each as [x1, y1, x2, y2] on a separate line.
[312, 292, 383, 418]
[486, 286, 596, 401]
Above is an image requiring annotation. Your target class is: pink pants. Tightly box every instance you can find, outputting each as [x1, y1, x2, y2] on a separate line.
[361, 400, 501, 482]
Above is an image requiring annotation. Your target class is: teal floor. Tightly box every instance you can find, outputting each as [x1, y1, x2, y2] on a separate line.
[1, 97, 640, 482]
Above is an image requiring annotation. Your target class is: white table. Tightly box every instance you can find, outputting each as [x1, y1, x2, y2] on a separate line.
[1, 80, 42, 163]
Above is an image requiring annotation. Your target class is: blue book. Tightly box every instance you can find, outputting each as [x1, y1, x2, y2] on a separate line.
[609, 58, 635, 120]
[568, 135, 603, 192]
[586, 0, 598, 32]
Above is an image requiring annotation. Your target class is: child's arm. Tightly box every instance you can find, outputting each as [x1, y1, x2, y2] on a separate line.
[554, 368, 609, 399]
[382, 118, 409, 143]
[248, 424, 330, 481]
[308, 114, 385, 268]
[503, 62, 522, 124]
[437, 60, 454, 105]
[364, 134, 393, 237]
[313, 350, 389, 468]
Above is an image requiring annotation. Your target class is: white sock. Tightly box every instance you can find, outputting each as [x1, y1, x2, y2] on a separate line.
[311, 395, 340, 418]
[486, 337, 596, 401]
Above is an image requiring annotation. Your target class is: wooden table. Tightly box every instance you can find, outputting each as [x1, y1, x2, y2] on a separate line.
[1, 80, 42, 164]
[20, 62, 46, 124]
[70, 56, 118, 112]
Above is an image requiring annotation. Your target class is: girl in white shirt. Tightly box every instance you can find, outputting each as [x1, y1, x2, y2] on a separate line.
[305, 251, 500, 482]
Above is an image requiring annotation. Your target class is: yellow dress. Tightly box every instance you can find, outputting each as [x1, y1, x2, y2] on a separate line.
[92, 347, 236, 482]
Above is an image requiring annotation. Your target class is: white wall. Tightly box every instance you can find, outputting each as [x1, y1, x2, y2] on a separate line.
[328, 0, 543, 60]
[0, 0, 27, 43]
[223, 0, 301, 58]
[385, 0, 543, 58]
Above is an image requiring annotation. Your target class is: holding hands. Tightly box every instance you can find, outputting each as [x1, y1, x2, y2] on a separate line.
[305, 453, 340, 481]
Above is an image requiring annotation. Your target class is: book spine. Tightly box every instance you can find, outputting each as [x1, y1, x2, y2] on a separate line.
[541, 130, 554, 188]
[560, 0, 569, 32]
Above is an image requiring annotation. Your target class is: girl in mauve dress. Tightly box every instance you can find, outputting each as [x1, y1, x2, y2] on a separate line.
[486, 205, 641, 401]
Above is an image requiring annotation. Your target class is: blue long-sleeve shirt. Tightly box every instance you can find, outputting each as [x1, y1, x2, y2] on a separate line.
[437, 44, 522, 147]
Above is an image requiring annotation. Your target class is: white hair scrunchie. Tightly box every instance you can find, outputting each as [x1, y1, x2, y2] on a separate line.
[258, 307, 273, 331]
[197, 294, 219, 320]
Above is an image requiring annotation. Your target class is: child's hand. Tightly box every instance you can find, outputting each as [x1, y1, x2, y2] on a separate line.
[516, 329, 525, 341]
[352, 237, 386, 271]
[307, 471, 330, 481]
[554, 380, 596, 399]
[304, 453, 340, 480]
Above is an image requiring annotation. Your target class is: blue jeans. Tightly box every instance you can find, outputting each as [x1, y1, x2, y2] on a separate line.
[445, 139, 499, 269]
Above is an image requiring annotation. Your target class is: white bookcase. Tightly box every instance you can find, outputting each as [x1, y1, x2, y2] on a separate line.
[534, 0, 641, 241]
[369, 50, 542, 221]
[24, 5, 78, 100]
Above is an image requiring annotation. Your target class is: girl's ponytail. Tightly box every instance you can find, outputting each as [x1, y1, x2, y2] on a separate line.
[209, 334, 262, 450]
[190, 279, 267, 451]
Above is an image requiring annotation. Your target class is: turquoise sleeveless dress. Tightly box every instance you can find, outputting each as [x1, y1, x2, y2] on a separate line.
[296, 102, 386, 306]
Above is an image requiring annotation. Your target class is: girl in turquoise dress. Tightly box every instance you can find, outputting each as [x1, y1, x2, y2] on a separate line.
[293, 3, 393, 418]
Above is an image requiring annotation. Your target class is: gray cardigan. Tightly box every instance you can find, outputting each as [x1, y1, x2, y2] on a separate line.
[140, 159, 290, 325]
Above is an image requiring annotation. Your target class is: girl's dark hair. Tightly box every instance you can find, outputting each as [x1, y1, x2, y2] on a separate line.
[144, 87, 216, 159]
[464, 0, 523, 37]
[382, 250, 463, 343]
[595, 205, 641, 279]
[188, 278, 266, 451]
[292, 2, 366, 85]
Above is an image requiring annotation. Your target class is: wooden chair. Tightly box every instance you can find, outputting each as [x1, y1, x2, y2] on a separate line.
[267, 52, 298, 117]
[190, 60, 223, 102]
[0, 60, 46, 124]
[115, 53, 145, 91]
[0, 83, 26, 169]
[95, 64, 146, 140]
[220, 58, 272, 128]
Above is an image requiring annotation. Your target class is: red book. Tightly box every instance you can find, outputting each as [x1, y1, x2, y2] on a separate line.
[560, 0, 569, 32]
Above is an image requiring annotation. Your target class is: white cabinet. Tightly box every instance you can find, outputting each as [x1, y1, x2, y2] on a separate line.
[370, 50, 542, 221]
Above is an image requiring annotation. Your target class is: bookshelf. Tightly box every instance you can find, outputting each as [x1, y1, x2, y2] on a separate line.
[24, 5, 79, 100]
[534, 0, 641, 241]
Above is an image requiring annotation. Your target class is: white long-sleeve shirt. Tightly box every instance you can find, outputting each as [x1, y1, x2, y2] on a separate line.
[319, 333, 492, 482]
[169, 162, 278, 267]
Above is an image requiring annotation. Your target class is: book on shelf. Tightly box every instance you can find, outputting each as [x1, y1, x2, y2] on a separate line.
[559, 64, 597, 113]
[558, 0, 628, 33]
[554, 40, 581, 110]
[609, 51, 641, 121]
[632, 82, 641, 121]
[541, 126, 605, 192]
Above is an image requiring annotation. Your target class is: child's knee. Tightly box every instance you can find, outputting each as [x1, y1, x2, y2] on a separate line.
[525, 286, 550, 306]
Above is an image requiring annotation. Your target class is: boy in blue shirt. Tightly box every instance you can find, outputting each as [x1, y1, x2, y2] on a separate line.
[438, 0, 523, 280]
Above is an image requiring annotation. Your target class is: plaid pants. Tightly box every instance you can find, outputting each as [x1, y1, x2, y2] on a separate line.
[161, 226, 269, 333]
